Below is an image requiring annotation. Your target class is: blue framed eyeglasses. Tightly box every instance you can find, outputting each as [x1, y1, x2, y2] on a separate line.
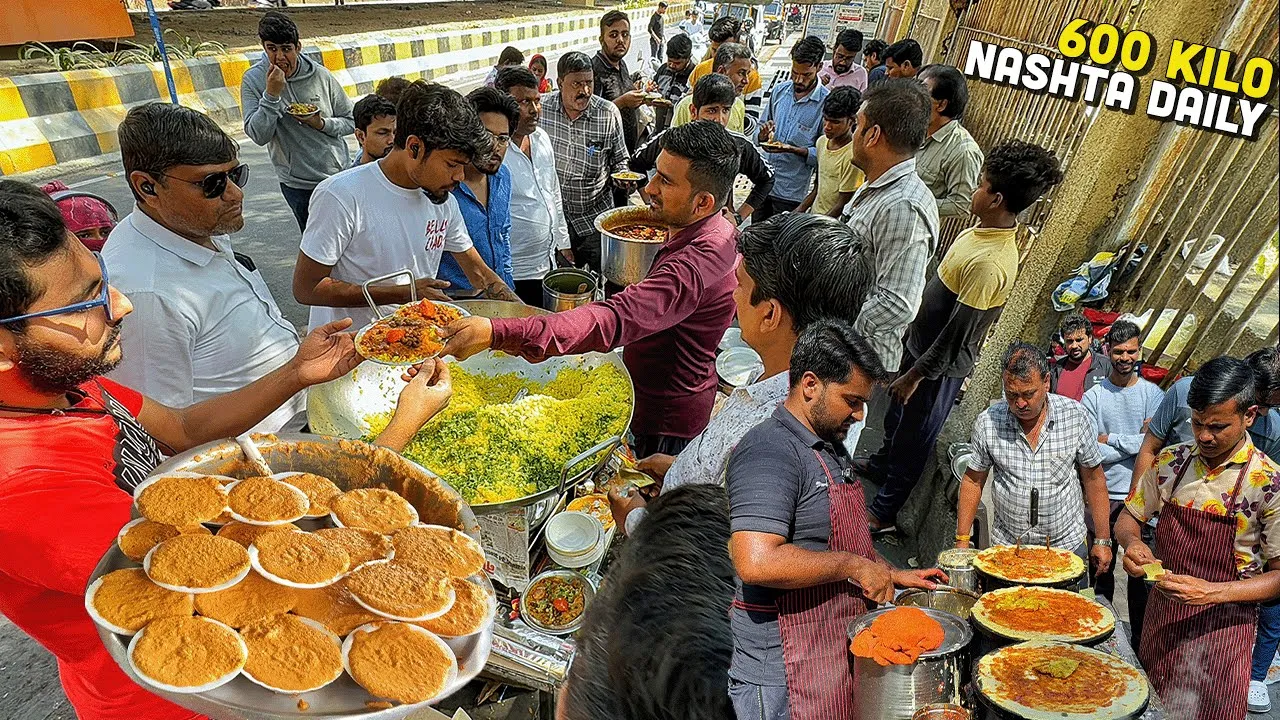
[0, 252, 115, 326]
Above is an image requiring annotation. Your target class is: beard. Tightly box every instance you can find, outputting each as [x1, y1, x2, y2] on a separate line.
[14, 324, 123, 395]
[810, 392, 853, 445]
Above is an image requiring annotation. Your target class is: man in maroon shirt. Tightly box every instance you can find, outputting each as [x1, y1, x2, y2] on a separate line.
[443, 121, 741, 456]
[1049, 311, 1111, 401]
[0, 179, 450, 720]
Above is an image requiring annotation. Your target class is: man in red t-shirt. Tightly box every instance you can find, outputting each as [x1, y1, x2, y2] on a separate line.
[1049, 311, 1111, 401]
[0, 181, 451, 720]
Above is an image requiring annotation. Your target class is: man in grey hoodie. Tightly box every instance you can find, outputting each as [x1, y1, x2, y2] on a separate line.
[241, 11, 354, 231]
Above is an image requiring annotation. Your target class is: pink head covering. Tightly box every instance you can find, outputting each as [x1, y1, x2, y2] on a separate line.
[41, 180, 116, 251]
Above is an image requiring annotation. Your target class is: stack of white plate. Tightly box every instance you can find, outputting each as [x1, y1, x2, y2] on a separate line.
[544, 512, 604, 569]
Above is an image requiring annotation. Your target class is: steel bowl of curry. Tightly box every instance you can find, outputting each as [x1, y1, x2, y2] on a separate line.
[355, 300, 469, 366]
[595, 206, 667, 286]
[519, 570, 594, 636]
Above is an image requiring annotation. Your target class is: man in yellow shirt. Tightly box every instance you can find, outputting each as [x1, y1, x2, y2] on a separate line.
[687, 16, 763, 109]
[673, 43, 754, 134]
[797, 87, 863, 218]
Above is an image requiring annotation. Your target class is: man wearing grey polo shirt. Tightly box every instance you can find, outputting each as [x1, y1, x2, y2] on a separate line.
[609, 213, 875, 536]
[725, 319, 944, 720]
[105, 103, 304, 433]
[954, 342, 1114, 575]
[842, 79, 939, 375]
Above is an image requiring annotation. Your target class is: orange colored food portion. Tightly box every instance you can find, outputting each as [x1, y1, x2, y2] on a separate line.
[988, 645, 1134, 713]
[850, 607, 945, 666]
[357, 301, 463, 364]
[612, 223, 666, 243]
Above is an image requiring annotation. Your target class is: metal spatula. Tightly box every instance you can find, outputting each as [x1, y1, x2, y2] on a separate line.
[1015, 488, 1039, 555]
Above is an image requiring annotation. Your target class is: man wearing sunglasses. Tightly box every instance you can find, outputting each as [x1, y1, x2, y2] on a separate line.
[294, 81, 520, 334]
[102, 103, 305, 433]
[0, 181, 452, 720]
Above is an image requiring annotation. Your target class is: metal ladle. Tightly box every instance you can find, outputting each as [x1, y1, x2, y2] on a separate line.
[1014, 488, 1039, 555]
[235, 433, 273, 476]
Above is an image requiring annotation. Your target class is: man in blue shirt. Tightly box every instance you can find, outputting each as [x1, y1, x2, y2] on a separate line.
[754, 36, 829, 222]
[438, 88, 517, 296]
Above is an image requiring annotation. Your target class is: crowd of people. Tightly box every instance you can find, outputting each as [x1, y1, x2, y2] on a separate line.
[0, 6, 1276, 720]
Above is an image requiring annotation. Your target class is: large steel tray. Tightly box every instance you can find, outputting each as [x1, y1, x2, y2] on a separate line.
[87, 433, 493, 720]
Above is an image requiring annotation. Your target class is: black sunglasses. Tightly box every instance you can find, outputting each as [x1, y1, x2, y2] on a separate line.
[158, 164, 250, 199]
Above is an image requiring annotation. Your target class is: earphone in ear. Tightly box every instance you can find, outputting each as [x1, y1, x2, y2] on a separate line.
[141, 182, 156, 195]
[410, 144, 419, 159]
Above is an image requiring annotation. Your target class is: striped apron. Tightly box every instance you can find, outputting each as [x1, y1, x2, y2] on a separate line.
[733, 449, 875, 720]
[1139, 448, 1257, 720]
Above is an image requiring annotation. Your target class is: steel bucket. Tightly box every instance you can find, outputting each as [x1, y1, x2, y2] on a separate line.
[895, 587, 980, 621]
[936, 548, 981, 595]
[542, 268, 599, 312]
[595, 206, 665, 286]
[849, 607, 973, 720]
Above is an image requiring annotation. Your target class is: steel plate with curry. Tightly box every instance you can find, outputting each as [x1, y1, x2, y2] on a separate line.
[977, 640, 1149, 720]
[971, 586, 1115, 643]
[356, 301, 465, 365]
[611, 223, 666, 243]
[972, 545, 1085, 585]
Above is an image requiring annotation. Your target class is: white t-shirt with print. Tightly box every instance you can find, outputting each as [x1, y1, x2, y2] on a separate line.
[300, 160, 473, 331]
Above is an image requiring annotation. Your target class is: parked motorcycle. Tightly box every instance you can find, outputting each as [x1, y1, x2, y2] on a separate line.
[765, 18, 784, 43]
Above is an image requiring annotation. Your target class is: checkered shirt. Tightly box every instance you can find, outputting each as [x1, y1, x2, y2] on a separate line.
[540, 93, 630, 237]
[843, 157, 940, 370]
[968, 393, 1105, 551]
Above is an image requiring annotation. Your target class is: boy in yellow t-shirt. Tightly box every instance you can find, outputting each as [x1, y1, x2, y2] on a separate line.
[797, 87, 863, 218]
[860, 139, 1065, 534]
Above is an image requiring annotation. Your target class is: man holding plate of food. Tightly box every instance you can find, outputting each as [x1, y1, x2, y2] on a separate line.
[441, 121, 740, 458]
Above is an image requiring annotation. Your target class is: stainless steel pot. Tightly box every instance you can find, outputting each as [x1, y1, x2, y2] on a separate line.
[595, 206, 665, 286]
[542, 268, 599, 312]
[849, 607, 973, 720]
[895, 587, 980, 621]
[88, 433, 492, 720]
[936, 548, 980, 595]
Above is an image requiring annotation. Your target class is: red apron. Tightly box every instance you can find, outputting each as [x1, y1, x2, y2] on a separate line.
[1139, 448, 1257, 720]
[732, 449, 875, 720]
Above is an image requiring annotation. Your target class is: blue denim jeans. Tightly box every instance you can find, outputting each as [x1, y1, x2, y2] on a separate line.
[279, 184, 314, 232]
[1252, 596, 1280, 681]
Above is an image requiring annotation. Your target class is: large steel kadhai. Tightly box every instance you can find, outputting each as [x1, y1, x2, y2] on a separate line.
[88, 434, 493, 720]
[308, 300, 636, 532]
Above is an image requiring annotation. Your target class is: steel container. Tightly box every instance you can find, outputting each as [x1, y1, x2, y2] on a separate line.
[895, 587, 981, 621]
[595, 206, 665, 286]
[849, 607, 973, 720]
[542, 268, 599, 312]
[936, 548, 981, 595]
[88, 433, 492, 720]
[913, 704, 970, 720]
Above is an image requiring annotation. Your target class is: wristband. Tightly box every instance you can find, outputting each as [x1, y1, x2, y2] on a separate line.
[1093, 538, 1114, 547]
[955, 534, 971, 543]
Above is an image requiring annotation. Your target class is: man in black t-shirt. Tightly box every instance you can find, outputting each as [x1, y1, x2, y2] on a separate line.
[649, 2, 668, 61]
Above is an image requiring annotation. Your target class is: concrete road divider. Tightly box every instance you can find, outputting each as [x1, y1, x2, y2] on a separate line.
[0, 2, 685, 175]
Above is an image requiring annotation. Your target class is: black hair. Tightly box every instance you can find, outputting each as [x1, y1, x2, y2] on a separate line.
[375, 76, 411, 105]
[353, 94, 396, 132]
[822, 86, 861, 120]
[708, 16, 742, 44]
[982, 140, 1063, 214]
[1247, 346, 1280, 406]
[600, 9, 630, 32]
[659, 121, 740, 208]
[118, 102, 238, 202]
[658, 1, 668, 7]
[1188, 355, 1258, 413]
[393, 81, 492, 160]
[919, 64, 968, 118]
[558, 51, 594, 80]
[467, 86, 520, 137]
[257, 10, 299, 46]
[667, 33, 693, 60]
[495, 66, 539, 93]
[791, 35, 827, 67]
[1106, 319, 1141, 346]
[562, 484, 735, 720]
[884, 38, 924, 69]
[692, 74, 736, 110]
[1001, 341, 1051, 381]
[864, 39, 888, 63]
[835, 29, 864, 54]
[858, 79, 931, 153]
[737, 213, 873, 333]
[1059, 311, 1092, 338]
[789, 318, 887, 388]
[0, 181, 71, 330]
[713, 42, 752, 73]
[497, 46, 524, 66]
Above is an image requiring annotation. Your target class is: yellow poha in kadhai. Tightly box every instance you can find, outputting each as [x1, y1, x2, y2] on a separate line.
[365, 364, 630, 504]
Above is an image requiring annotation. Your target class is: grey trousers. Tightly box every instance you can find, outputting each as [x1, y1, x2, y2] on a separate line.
[729, 678, 790, 720]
